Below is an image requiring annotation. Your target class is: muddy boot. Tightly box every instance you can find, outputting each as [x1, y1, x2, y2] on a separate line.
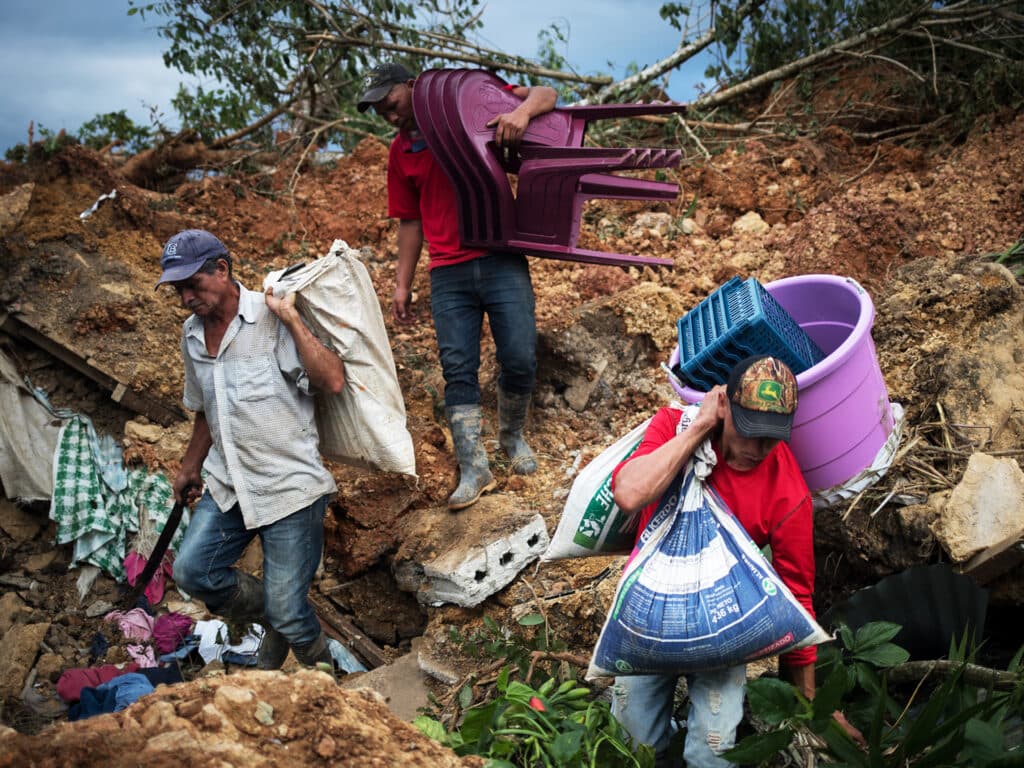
[228, 572, 289, 670]
[498, 389, 537, 475]
[292, 630, 335, 670]
[446, 404, 497, 511]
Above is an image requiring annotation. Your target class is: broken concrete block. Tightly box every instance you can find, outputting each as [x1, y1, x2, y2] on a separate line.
[340, 637, 431, 721]
[393, 496, 549, 608]
[931, 453, 1024, 562]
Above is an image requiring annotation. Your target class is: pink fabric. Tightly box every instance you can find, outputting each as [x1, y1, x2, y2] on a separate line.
[56, 663, 140, 703]
[126, 643, 157, 668]
[124, 550, 174, 606]
[104, 608, 155, 641]
[152, 612, 195, 654]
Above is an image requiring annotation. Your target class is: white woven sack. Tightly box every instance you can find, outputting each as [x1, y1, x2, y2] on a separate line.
[542, 403, 688, 561]
[264, 240, 416, 477]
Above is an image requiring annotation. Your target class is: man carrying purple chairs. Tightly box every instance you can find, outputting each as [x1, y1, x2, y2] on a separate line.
[357, 62, 557, 511]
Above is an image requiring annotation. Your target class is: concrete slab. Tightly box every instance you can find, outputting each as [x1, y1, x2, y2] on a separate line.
[339, 638, 431, 721]
[392, 495, 549, 608]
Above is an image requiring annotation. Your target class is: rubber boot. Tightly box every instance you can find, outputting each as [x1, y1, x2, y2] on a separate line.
[498, 389, 537, 475]
[446, 404, 497, 511]
[229, 571, 290, 670]
[293, 630, 335, 670]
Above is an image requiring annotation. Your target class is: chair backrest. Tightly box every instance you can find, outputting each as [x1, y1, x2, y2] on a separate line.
[411, 68, 687, 266]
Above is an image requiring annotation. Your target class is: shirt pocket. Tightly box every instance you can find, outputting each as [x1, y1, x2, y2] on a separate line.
[230, 357, 277, 402]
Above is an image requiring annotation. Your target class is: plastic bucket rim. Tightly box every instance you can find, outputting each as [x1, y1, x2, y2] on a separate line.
[669, 274, 874, 401]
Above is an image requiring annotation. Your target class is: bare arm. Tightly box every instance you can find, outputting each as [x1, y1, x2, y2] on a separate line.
[612, 386, 725, 513]
[393, 218, 424, 324]
[265, 288, 346, 394]
[486, 84, 558, 146]
[174, 411, 212, 505]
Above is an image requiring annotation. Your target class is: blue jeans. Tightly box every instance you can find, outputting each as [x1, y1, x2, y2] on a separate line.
[172, 491, 328, 649]
[430, 253, 536, 407]
[611, 666, 747, 768]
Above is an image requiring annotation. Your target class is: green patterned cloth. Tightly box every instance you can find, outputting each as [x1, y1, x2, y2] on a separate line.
[49, 415, 186, 582]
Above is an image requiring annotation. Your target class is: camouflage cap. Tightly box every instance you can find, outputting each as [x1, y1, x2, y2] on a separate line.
[725, 355, 798, 440]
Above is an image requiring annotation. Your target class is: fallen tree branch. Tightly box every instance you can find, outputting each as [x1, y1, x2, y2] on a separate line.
[886, 659, 1021, 691]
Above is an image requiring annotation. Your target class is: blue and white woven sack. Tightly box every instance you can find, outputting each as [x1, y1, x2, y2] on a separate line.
[587, 438, 829, 679]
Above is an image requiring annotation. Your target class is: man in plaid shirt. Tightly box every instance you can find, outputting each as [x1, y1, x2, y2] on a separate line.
[156, 229, 345, 669]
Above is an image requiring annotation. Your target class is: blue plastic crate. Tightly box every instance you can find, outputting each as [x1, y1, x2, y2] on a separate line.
[673, 276, 826, 390]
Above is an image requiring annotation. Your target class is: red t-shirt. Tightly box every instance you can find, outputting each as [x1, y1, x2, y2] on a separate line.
[387, 129, 487, 269]
[611, 406, 818, 668]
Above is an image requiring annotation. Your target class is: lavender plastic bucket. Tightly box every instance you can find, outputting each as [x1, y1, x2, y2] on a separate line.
[669, 275, 893, 492]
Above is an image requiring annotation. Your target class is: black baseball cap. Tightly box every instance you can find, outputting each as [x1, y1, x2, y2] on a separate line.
[356, 62, 413, 112]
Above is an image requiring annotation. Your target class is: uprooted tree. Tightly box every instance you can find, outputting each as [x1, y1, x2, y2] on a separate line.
[16, 0, 1021, 187]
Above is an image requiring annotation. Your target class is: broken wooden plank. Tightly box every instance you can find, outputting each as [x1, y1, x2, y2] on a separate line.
[1, 314, 185, 426]
[960, 532, 1024, 585]
[310, 591, 389, 669]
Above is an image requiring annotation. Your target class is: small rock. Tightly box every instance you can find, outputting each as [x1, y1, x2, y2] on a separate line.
[731, 211, 770, 235]
[316, 735, 337, 758]
[125, 420, 163, 443]
[85, 600, 114, 618]
[254, 700, 275, 725]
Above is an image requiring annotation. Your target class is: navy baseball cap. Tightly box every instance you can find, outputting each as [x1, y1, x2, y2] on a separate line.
[357, 62, 413, 112]
[155, 229, 228, 289]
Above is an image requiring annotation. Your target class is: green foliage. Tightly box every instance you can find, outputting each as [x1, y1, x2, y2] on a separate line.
[983, 240, 1024, 278]
[77, 110, 154, 153]
[724, 622, 1024, 767]
[419, 615, 654, 767]
[706, 0, 1024, 139]
[4, 124, 78, 163]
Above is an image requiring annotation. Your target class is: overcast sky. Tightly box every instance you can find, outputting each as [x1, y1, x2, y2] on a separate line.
[0, 1, 715, 155]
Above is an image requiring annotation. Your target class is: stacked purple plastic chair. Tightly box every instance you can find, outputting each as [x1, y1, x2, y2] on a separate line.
[411, 69, 688, 268]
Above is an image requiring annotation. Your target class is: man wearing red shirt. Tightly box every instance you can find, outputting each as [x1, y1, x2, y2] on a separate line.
[610, 355, 860, 766]
[357, 63, 557, 510]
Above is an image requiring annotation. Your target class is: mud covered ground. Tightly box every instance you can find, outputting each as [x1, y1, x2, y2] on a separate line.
[2, 103, 1024, 763]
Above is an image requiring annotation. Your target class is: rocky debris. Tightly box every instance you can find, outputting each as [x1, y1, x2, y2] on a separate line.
[0, 669, 484, 767]
[393, 496, 549, 607]
[0, 622, 49, 699]
[932, 453, 1024, 562]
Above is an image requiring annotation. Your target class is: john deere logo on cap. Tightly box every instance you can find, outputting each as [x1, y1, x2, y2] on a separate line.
[756, 381, 782, 403]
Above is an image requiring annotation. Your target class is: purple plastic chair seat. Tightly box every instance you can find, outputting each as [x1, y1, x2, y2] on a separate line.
[411, 69, 688, 267]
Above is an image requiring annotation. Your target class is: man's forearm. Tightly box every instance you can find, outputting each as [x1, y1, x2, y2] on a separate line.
[612, 419, 715, 512]
[278, 310, 346, 394]
[396, 219, 424, 291]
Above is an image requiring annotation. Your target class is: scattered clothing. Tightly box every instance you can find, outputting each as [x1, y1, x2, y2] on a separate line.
[152, 612, 194, 654]
[68, 673, 154, 721]
[49, 415, 186, 582]
[136, 665, 183, 688]
[125, 549, 174, 606]
[194, 619, 264, 665]
[327, 637, 368, 674]
[126, 643, 157, 668]
[88, 632, 109, 662]
[57, 664, 140, 703]
[157, 634, 201, 664]
[104, 608, 155, 642]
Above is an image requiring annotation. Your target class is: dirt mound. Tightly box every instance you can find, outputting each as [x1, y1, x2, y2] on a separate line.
[0, 669, 483, 768]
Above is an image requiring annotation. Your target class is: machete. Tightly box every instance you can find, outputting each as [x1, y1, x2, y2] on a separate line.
[123, 501, 185, 607]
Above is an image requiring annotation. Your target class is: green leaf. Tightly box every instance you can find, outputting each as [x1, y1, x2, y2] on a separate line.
[722, 727, 793, 763]
[852, 622, 903, 651]
[413, 715, 447, 743]
[963, 717, 1008, 764]
[548, 730, 583, 762]
[517, 613, 546, 626]
[745, 678, 800, 725]
[853, 642, 910, 668]
[810, 664, 848, 731]
[496, 665, 510, 693]
[458, 683, 474, 709]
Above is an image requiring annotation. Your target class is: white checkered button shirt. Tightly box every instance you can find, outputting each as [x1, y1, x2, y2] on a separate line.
[181, 285, 336, 528]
